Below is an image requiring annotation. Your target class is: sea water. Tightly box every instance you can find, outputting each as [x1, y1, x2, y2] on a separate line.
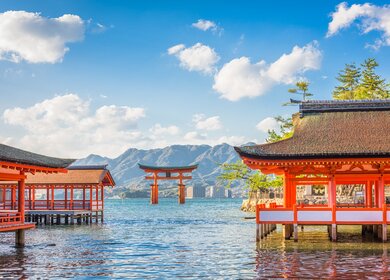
[0, 198, 389, 279]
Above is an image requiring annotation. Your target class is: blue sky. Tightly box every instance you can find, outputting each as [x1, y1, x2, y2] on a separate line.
[0, 0, 389, 158]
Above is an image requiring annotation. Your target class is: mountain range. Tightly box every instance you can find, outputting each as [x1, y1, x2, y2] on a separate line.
[73, 143, 250, 197]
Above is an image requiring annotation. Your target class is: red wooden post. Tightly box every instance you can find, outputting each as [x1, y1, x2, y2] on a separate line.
[89, 185, 93, 210]
[70, 186, 74, 209]
[83, 187, 86, 209]
[178, 172, 185, 204]
[379, 175, 385, 207]
[64, 185, 68, 209]
[11, 186, 16, 210]
[2, 187, 6, 210]
[46, 187, 49, 209]
[101, 185, 104, 210]
[367, 181, 373, 208]
[95, 185, 99, 209]
[32, 186, 35, 210]
[51, 185, 54, 210]
[28, 187, 31, 210]
[18, 172, 25, 223]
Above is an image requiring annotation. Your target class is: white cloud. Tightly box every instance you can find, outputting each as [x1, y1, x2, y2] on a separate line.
[192, 19, 222, 35]
[2, 94, 146, 158]
[192, 19, 216, 31]
[327, 2, 390, 49]
[149, 124, 180, 136]
[0, 11, 85, 63]
[168, 43, 220, 74]
[193, 114, 222, 131]
[256, 117, 279, 133]
[213, 42, 322, 101]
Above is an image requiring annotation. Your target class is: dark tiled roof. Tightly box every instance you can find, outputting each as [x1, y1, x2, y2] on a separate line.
[0, 144, 75, 168]
[236, 100, 390, 160]
[22, 168, 115, 186]
[138, 163, 198, 171]
[68, 165, 108, 170]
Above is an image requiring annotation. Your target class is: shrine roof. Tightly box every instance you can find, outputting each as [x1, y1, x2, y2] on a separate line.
[236, 100, 390, 160]
[0, 143, 75, 169]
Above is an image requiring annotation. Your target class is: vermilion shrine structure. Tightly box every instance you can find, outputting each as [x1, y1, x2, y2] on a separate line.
[235, 100, 390, 242]
[0, 144, 74, 246]
[138, 163, 198, 204]
[0, 165, 115, 224]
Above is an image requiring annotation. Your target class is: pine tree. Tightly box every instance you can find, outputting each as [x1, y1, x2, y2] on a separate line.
[284, 81, 312, 105]
[332, 63, 361, 100]
[355, 58, 390, 99]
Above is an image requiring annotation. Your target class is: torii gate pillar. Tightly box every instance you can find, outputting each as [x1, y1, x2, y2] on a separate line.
[138, 164, 198, 205]
[178, 184, 185, 204]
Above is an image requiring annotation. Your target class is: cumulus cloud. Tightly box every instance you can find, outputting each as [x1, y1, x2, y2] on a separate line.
[213, 42, 322, 101]
[327, 2, 390, 49]
[2, 94, 146, 158]
[192, 19, 217, 31]
[0, 11, 85, 63]
[256, 117, 279, 133]
[168, 43, 220, 74]
[192, 19, 222, 35]
[193, 114, 222, 131]
[149, 123, 180, 136]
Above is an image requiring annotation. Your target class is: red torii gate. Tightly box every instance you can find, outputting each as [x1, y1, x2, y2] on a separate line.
[138, 163, 198, 204]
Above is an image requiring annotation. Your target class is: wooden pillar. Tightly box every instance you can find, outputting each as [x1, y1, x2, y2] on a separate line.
[178, 172, 185, 204]
[51, 185, 54, 210]
[375, 181, 379, 208]
[151, 172, 158, 204]
[89, 185, 93, 210]
[379, 175, 385, 207]
[83, 187, 86, 209]
[328, 174, 336, 208]
[331, 204, 337, 241]
[293, 204, 298, 242]
[284, 172, 292, 208]
[15, 229, 25, 247]
[95, 185, 99, 210]
[32, 186, 35, 210]
[383, 203, 388, 242]
[64, 185, 68, 209]
[28, 187, 31, 210]
[101, 185, 104, 223]
[11, 186, 16, 210]
[367, 181, 373, 208]
[18, 172, 25, 222]
[16, 172, 26, 247]
[1, 187, 5, 210]
[70, 186, 74, 210]
[46, 187, 49, 209]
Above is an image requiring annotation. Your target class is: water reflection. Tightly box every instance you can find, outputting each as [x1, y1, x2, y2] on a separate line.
[255, 226, 390, 279]
[2, 200, 390, 278]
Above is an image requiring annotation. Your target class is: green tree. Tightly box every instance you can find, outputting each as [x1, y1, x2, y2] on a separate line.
[217, 161, 283, 192]
[333, 58, 390, 100]
[332, 63, 361, 100]
[266, 116, 294, 143]
[356, 58, 390, 99]
[287, 81, 312, 103]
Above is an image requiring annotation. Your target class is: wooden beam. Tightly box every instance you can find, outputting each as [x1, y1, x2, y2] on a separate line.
[0, 172, 26, 181]
[145, 176, 192, 180]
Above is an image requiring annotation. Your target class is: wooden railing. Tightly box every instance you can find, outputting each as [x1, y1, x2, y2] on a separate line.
[0, 211, 22, 225]
[0, 200, 105, 211]
[256, 203, 389, 225]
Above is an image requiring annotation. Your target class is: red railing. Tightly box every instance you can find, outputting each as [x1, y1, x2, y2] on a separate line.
[0, 200, 103, 211]
[0, 211, 22, 225]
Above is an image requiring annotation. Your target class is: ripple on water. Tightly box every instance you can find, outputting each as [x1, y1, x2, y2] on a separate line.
[1, 199, 390, 279]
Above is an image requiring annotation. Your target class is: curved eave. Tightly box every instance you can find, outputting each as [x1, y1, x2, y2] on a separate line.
[234, 146, 390, 161]
[138, 163, 198, 172]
